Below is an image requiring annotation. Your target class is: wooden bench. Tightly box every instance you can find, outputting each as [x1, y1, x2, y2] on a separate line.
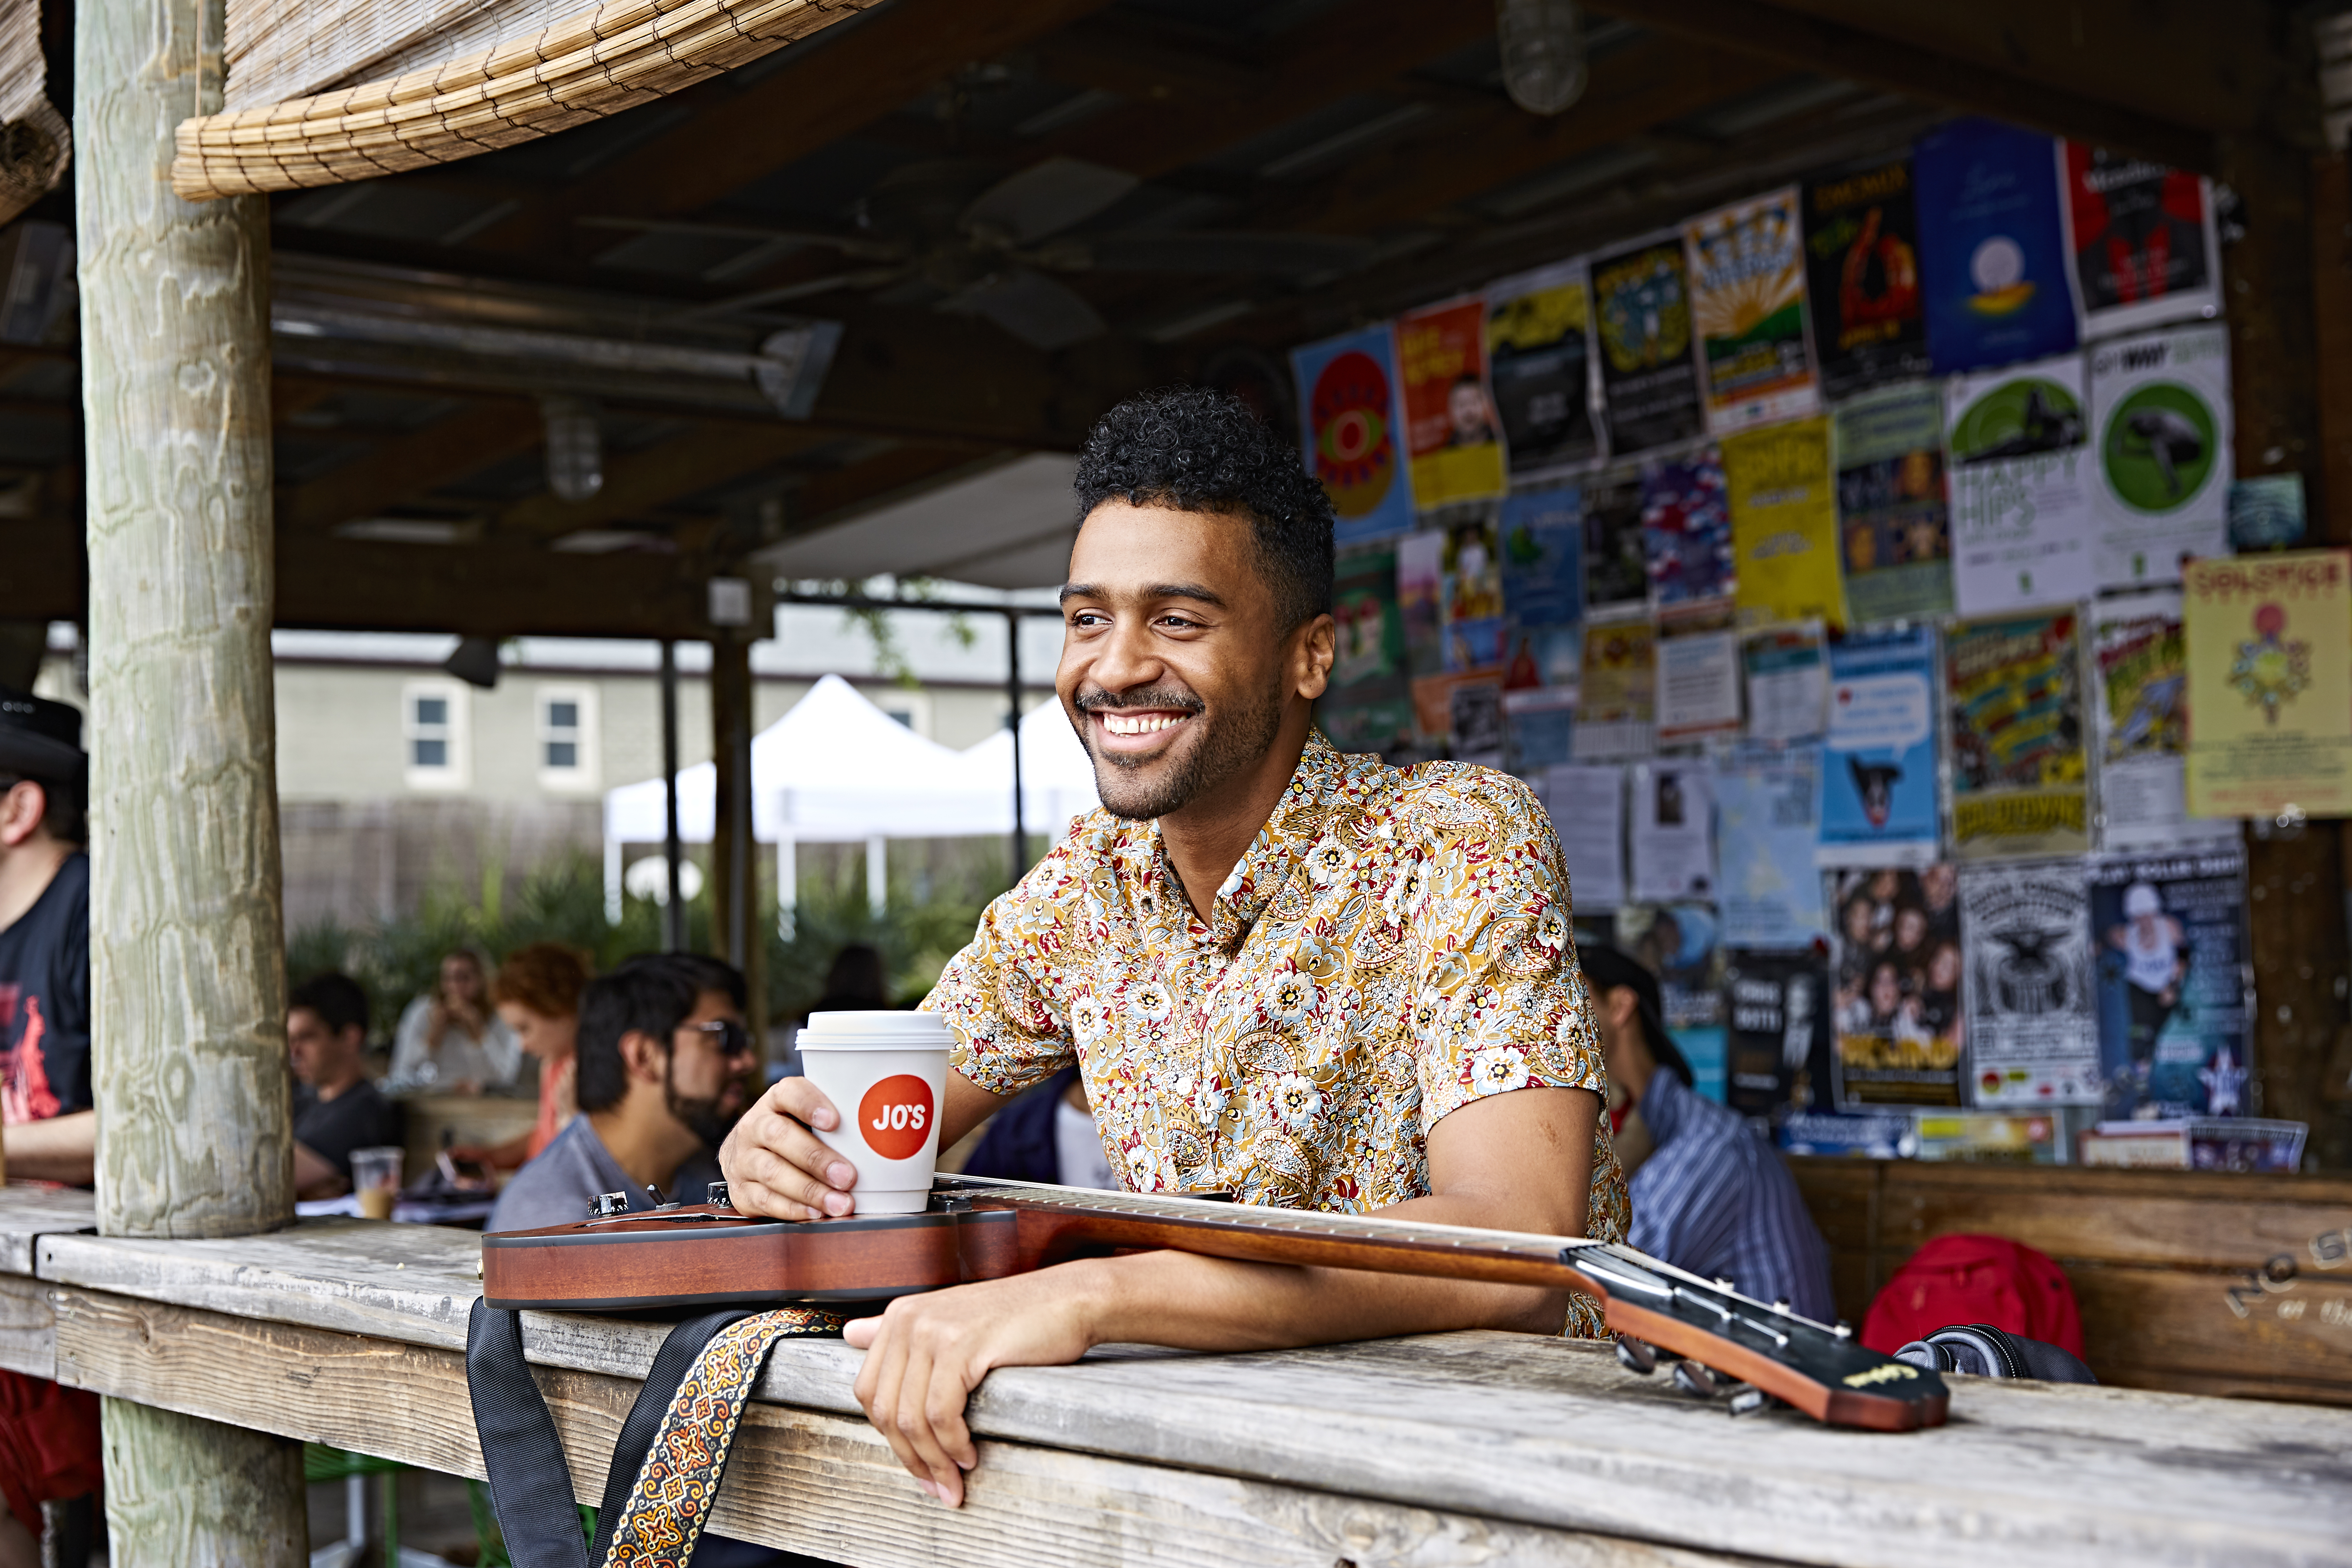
[1791, 1159, 2352, 1405]
[0, 1186, 2346, 1565]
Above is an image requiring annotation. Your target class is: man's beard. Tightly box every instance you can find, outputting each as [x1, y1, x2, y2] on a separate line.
[1076, 680, 1285, 820]
[666, 1059, 747, 1150]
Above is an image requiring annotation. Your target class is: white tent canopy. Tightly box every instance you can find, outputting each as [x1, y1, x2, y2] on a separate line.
[602, 674, 1100, 921]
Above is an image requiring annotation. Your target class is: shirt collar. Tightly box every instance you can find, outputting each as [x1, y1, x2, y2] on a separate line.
[1153, 731, 1347, 950]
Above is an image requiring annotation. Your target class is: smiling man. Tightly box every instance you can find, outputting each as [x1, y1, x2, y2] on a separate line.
[721, 386, 1625, 1506]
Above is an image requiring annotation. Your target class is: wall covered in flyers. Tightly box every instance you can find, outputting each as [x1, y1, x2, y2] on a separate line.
[1803, 156, 1930, 399]
[2088, 850, 2251, 1119]
[1320, 546, 1415, 758]
[1943, 608, 2091, 859]
[1292, 326, 1415, 547]
[1486, 261, 1602, 481]
[1684, 186, 1818, 432]
[1590, 235, 1705, 456]
[1958, 861, 2098, 1106]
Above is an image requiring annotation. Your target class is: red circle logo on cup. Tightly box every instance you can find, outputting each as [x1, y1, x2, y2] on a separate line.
[858, 1074, 935, 1161]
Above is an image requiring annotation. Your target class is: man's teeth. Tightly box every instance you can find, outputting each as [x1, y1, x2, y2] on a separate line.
[1101, 712, 1186, 736]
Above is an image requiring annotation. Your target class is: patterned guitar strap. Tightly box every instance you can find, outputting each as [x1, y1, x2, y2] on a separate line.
[466, 1298, 844, 1568]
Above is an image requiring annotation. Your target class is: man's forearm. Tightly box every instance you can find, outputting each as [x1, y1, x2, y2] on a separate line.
[1076, 1187, 1589, 1352]
[5, 1111, 95, 1185]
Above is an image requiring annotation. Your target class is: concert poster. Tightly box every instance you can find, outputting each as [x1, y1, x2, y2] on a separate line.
[1803, 156, 1931, 399]
[1543, 763, 1626, 910]
[1829, 864, 1965, 1107]
[1486, 259, 1603, 480]
[2182, 550, 2352, 818]
[1640, 449, 1733, 606]
[1581, 468, 1651, 615]
[1499, 487, 1582, 769]
[1439, 514, 1507, 673]
[1743, 623, 1828, 743]
[1943, 354, 2097, 614]
[1394, 529, 1445, 678]
[1958, 861, 2098, 1107]
[1449, 676, 1506, 768]
[2088, 323, 2232, 591]
[1683, 186, 1818, 432]
[1397, 296, 1508, 511]
[1290, 324, 1415, 547]
[1725, 948, 1836, 1119]
[1630, 759, 1715, 902]
[1723, 416, 1843, 628]
[2060, 146, 2221, 339]
[1615, 901, 1727, 1101]
[1913, 118, 2079, 374]
[1943, 609, 2091, 859]
[2092, 591, 2236, 851]
[1819, 625, 1941, 866]
[1573, 618, 1657, 761]
[2087, 850, 2251, 1119]
[1590, 235, 1706, 457]
[1833, 383, 1953, 623]
[1318, 546, 1415, 759]
[1716, 743, 1828, 949]
[1655, 626, 1741, 745]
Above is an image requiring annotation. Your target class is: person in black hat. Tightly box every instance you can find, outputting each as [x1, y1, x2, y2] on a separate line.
[1581, 943, 1833, 1322]
[0, 686, 99, 1563]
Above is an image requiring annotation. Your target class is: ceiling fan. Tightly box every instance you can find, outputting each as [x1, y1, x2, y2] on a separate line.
[584, 156, 1375, 351]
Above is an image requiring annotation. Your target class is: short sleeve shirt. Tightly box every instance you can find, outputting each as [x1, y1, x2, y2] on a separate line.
[923, 734, 1629, 1328]
[0, 852, 90, 1124]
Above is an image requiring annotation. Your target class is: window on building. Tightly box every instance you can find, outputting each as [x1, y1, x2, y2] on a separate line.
[537, 685, 598, 790]
[401, 680, 468, 789]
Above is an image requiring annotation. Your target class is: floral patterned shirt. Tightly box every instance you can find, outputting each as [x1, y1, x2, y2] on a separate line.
[924, 733, 1630, 1332]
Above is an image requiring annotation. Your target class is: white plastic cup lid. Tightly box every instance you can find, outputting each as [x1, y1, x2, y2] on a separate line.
[799, 1011, 954, 1050]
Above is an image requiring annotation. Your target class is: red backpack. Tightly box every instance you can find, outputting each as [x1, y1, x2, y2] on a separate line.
[1860, 1234, 2086, 1357]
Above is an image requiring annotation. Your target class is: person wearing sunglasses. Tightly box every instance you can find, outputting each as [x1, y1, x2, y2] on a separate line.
[486, 953, 757, 1234]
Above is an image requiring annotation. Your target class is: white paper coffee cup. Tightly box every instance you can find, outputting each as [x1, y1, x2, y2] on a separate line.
[797, 1011, 952, 1214]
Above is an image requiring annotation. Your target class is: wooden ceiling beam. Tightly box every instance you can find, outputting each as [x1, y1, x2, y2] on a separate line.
[1032, 14, 1269, 104]
[1742, 0, 2307, 143]
[470, 0, 1118, 257]
[789, 441, 1005, 534]
[1269, 36, 1785, 237]
[276, 400, 546, 534]
[1582, 0, 2219, 170]
[274, 534, 715, 637]
[1031, 0, 1499, 178]
[492, 423, 838, 537]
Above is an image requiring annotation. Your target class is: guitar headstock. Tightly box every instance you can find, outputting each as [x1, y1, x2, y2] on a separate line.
[1563, 1243, 1948, 1431]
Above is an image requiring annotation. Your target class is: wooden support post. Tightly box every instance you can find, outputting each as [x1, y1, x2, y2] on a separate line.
[76, 0, 307, 1550]
[708, 633, 765, 1043]
[2221, 128, 2352, 1166]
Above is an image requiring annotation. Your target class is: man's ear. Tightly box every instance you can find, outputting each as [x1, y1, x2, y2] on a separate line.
[617, 1030, 668, 1086]
[1293, 611, 1336, 702]
[0, 780, 47, 850]
[339, 1025, 367, 1054]
[1605, 986, 1642, 1034]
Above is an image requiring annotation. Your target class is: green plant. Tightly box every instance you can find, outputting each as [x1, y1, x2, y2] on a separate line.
[766, 840, 1000, 1021]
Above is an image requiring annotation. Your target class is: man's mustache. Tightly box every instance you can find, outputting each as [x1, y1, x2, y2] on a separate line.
[1073, 687, 1206, 715]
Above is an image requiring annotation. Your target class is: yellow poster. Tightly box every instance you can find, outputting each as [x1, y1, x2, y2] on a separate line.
[1724, 417, 1844, 628]
[2183, 550, 2352, 818]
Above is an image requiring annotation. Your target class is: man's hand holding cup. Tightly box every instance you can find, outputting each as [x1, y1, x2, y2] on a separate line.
[719, 1012, 952, 1220]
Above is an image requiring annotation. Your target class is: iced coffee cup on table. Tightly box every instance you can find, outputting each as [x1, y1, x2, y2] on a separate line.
[351, 1145, 403, 1220]
[795, 1012, 951, 1214]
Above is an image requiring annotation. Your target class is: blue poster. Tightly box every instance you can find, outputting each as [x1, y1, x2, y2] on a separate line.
[1499, 487, 1583, 692]
[1717, 744, 1828, 948]
[1914, 118, 2078, 374]
[1640, 450, 1733, 605]
[2088, 850, 2251, 1120]
[1820, 625, 1941, 865]
[1291, 325, 1416, 547]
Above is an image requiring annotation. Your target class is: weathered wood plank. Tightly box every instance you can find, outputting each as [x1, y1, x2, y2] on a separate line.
[2070, 1265, 2352, 1398]
[54, 1290, 1739, 1568]
[0, 1186, 96, 1276]
[0, 1275, 57, 1380]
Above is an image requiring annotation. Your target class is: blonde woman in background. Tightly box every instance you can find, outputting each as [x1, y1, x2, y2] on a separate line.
[390, 948, 521, 1093]
[451, 942, 593, 1172]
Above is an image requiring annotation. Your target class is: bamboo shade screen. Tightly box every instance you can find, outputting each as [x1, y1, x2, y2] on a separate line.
[171, 0, 879, 201]
[0, 0, 68, 225]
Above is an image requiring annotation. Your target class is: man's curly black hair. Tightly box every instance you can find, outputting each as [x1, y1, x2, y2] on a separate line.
[1073, 386, 1335, 631]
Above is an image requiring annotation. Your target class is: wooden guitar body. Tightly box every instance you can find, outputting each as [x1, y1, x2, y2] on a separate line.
[481, 1177, 1949, 1432]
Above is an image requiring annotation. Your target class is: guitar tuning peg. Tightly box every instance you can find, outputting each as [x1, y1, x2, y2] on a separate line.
[1672, 1362, 1723, 1399]
[1833, 1320, 1854, 1340]
[1715, 1277, 1736, 1290]
[1728, 1387, 1785, 1419]
[1615, 1336, 1657, 1375]
[1771, 1298, 1791, 1313]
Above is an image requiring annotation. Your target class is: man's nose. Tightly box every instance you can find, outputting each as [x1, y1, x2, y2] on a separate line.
[1085, 614, 1166, 694]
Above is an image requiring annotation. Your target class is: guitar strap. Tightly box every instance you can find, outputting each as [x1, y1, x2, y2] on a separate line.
[466, 1299, 844, 1568]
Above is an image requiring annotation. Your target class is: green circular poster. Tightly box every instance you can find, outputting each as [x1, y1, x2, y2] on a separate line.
[1949, 377, 2084, 465]
[2101, 383, 2217, 513]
